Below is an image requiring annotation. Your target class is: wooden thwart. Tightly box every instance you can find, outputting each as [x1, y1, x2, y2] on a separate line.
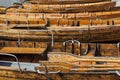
[0, 47, 46, 54]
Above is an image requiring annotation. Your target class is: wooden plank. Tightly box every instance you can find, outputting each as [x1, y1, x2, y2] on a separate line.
[39, 61, 77, 68]
[35, 66, 70, 72]
[39, 61, 120, 68]
[11, 1, 116, 13]
[35, 65, 120, 72]
[0, 25, 120, 42]
[48, 52, 120, 63]
[0, 47, 46, 54]
[0, 66, 18, 71]
[25, 0, 111, 4]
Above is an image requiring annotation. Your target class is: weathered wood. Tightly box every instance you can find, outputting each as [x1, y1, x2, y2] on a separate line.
[0, 25, 120, 42]
[0, 69, 119, 80]
[25, 0, 111, 4]
[6, 1, 116, 13]
[0, 47, 46, 54]
[0, 12, 119, 27]
[39, 61, 77, 68]
[39, 61, 120, 68]
[0, 18, 120, 27]
[0, 41, 118, 56]
[0, 41, 47, 54]
[20, 1, 116, 13]
[36, 66, 120, 72]
[0, 6, 6, 13]
[48, 52, 120, 63]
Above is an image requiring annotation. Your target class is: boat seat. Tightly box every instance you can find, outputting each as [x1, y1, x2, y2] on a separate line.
[0, 47, 46, 54]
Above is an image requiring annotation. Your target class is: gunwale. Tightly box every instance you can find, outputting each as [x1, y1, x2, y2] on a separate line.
[4, 11, 120, 20]
[24, 0, 111, 4]
[6, 1, 116, 13]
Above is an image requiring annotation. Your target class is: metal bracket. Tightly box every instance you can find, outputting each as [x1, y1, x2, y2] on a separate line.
[36, 65, 60, 80]
[84, 43, 90, 55]
[18, 30, 21, 47]
[117, 42, 120, 48]
[115, 71, 120, 76]
[37, 69, 61, 74]
[63, 39, 80, 54]
[0, 53, 21, 72]
[63, 39, 80, 47]
[105, 6, 111, 11]
[117, 42, 120, 56]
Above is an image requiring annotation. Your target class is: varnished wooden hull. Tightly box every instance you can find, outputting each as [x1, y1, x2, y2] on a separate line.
[25, 0, 111, 4]
[0, 0, 120, 79]
[7, 1, 116, 13]
[0, 11, 120, 28]
[4, 11, 120, 19]
[0, 49, 120, 80]
[0, 18, 119, 27]
[0, 69, 119, 80]
[0, 25, 120, 42]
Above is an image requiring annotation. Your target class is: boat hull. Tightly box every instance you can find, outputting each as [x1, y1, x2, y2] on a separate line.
[0, 69, 119, 80]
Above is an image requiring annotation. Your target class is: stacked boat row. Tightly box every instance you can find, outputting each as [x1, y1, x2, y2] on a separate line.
[0, 0, 119, 42]
[0, 0, 120, 80]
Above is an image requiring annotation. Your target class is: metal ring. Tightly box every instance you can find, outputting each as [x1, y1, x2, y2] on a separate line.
[105, 6, 110, 11]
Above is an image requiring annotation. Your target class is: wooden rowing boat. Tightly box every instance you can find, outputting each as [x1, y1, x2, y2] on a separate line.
[0, 18, 120, 27]
[0, 42, 120, 80]
[24, 0, 111, 4]
[0, 11, 120, 28]
[0, 24, 120, 42]
[7, 1, 116, 13]
[0, 0, 120, 79]
[0, 6, 6, 14]
[4, 10, 120, 19]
